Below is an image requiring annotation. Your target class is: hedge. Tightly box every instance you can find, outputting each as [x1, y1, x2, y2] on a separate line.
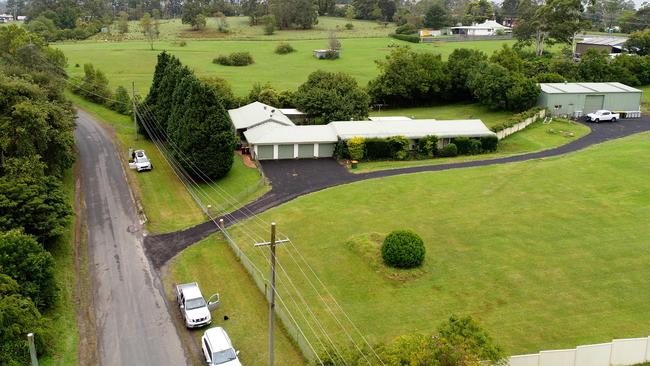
[213, 52, 254, 66]
[439, 143, 458, 157]
[389, 33, 420, 43]
[491, 107, 544, 132]
[365, 138, 392, 160]
[480, 136, 498, 152]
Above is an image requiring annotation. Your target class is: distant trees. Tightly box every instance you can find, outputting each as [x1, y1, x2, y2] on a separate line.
[625, 28, 650, 56]
[117, 11, 129, 34]
[424, 2, 452, 29]
[445, 48, 487, 101]
[295, 70, 370, 124]
[182, 0, 208, 30]
[352, 0, 396, 20]
[140, 12, 160, 50]
[144, 53, 237, 180]
[467, 62, 540, 111]
[270, 0, 319, 29]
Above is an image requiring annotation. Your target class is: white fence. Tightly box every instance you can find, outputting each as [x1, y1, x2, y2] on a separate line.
[510, 336, 650, 366]
[496, 109, 547, 140]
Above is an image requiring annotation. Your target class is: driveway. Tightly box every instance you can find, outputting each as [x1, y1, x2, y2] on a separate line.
[144, 118, 650, 268]
[76, 109, 189, 366]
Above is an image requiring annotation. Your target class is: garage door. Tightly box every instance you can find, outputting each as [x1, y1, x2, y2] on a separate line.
[256, 145, 274, 160]
[278, 144, 294, 159]
[584, 95, 604, 114]
[317, 143, 335, 158]
[298, 144, 314, 158]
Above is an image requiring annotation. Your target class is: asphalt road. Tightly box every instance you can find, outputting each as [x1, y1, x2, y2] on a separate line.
[75, 109, 189, 366]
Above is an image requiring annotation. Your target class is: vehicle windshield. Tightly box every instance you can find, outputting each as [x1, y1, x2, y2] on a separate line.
[212, 348, 237, 364]
[186, 297, 206, 310]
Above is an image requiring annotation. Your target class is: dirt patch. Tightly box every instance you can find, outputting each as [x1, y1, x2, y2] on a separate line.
[345, 232, 427, 282]
[73, 161, 99, 366]
[236, 150, 257, 169]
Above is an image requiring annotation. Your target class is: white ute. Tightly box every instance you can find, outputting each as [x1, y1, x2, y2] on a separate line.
[176, 282, 220, 328]
[133, 149, 153, 171]
[587, 110, 619, 123]
[201, 327, 242, 366]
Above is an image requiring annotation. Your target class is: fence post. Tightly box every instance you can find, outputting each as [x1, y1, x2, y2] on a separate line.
[28, 333, 38, 366]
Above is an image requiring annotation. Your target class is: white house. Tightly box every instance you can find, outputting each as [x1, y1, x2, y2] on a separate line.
[450, 20, 511, 36]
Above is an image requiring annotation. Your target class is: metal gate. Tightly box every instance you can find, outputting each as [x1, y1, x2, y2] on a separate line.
[583, 95, 604, 114]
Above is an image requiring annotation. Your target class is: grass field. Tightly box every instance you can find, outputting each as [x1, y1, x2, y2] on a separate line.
[371, 103, 517, 129]
[99, 16, 396, 41]
[164, 233, 306, 365]
[354, 119, 590, 173]
[40, 168, 79, 366]
[66, 93, 267, 233]
[640, 85, 649, 113]
[213, 131, 650, 355]
[56, 37, 518, 96]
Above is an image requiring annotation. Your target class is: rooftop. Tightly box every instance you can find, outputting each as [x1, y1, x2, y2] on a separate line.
[451, 20, 511, 30]
[227, 101, 294, 130]
[539, 82, 642, 94]
[330, 119, 495, 140]
[578, 37, 627, 47]
[368, 116, 412, 121]
[244, 124, 338, 144]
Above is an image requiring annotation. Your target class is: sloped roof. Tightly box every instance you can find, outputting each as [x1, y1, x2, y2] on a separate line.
[578, 37, 627, 47]
[539, 82, 641, 94]
[451, 20, 511, 30]
[244, 124, 338, 144]
[330, 119, 495, 140]
[368, 116, 412, 121]
[227, 101, 294, 130]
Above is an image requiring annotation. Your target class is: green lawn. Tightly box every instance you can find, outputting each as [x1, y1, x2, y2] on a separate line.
[354, 119, 590, 173]
[164, 233, 306, 365]
[98, 16, 397, 42]
[218, 131, 650, 355]
[370, 103, 517, 129]
[640, 85, 649, 114]
[56, 37, 518, 96]
[40, 168, 79, 366]
[66, 93, 267, 233]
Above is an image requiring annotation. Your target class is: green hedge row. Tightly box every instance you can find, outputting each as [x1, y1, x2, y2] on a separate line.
[491, 107, 545, 132]
[389, 33, 421, 43]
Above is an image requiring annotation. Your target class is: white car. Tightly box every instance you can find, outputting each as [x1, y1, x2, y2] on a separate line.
[176, 282, 220, 328]
[586, 110, 620, 123]
[201, 327, 242, 366]
[133, 150, 153, 171]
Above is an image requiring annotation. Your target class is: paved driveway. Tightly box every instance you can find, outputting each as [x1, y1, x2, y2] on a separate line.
[144, 118, 650, 268]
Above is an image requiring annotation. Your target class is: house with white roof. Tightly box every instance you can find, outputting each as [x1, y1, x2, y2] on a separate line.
[450, 20, 511, 36]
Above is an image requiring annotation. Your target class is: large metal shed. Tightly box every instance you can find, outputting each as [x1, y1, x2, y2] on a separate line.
[538, 82, 642, 117]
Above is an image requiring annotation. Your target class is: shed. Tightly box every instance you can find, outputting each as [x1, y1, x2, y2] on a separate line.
[244, 124, 338, 160]
[537, 82, 642, 117]
[575, 37, 627, 56]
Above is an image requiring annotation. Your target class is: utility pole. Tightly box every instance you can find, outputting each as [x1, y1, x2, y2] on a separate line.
[132, 81, 138, 141]
[27, 333, 38, 366]
[254, 223, 289, 366]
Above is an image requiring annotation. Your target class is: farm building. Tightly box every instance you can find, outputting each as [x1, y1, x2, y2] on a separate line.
[450, 20, 511, 36]
[537, 82, 642, 117]
[239, 110, 496, 160]
[575, 37, 627, 56]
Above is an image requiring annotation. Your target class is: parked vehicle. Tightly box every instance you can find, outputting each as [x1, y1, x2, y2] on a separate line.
[587, 110, 619, 123]
[201, 327, 242, 366]
[176, 282, 220, 328]
[133, 149, 153, 171]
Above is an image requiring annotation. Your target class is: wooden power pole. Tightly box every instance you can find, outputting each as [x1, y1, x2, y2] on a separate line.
[255, 223, 289, 366]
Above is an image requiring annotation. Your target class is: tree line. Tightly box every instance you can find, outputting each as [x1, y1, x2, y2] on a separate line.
[0, 25, 75, 365]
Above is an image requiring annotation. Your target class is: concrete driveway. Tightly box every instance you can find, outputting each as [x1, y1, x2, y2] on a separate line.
[76, 109, 189, 366]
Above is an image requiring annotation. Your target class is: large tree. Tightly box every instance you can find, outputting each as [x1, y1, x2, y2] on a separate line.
[424, 1, 452, 29]
[368, 48, 448, 106]
[166, 75, 237, 180]
[445, 48, 487, 101]
[271, 0, 319, 29]
[625, 28, 650, 56]
[181, 0, 208, 30]
[295, 70, 370, 124]
[467, 62, 540, 111]
[140, 12, 160, 50]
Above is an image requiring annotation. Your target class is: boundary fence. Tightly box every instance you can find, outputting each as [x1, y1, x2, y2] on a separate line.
[510, 336, 650, 366]
[496, 109, 547, 140]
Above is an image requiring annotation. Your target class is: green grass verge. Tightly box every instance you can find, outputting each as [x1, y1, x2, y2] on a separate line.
[65, 92, 267, 233]
[640, 85, 649, 114]
[56, 37, 519, 96]
[98, 16, 397, 42]
[354, 119, 590, 173]
[223, 131, 650, 355]
[39, 168, 79, 366]
[164, 233, 306, 365]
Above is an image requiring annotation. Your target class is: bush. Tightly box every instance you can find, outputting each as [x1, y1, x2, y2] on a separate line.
[112, 86, 132, 115]
[179, 40, 187, 47]
[439, 143, 458, 157]
[275, 42, 295, 54]
[480, 135, 498, 152]
[452, 137, 471, 155]
[389, 33, 420, 43]
[345, 23, 354, 30]
[469, 139, 482, 155]
[381, 230, 425, 269]
[490, 107, 544, 132]
[323, 50, 339, 59]
[388, 135, 409, 160]
[417, 135, 438, 157]
[213, 52, 254, 66]
[334, 139, 350, 159]
[395, 23, 418, 35]
[262, 15, 276, 35]
[365, 138, 392, 160]
[346, 137, 365, 160]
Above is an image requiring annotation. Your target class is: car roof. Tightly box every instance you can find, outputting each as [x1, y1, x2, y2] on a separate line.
[205, 327, 233, 352]
[183, 286, 202, 299]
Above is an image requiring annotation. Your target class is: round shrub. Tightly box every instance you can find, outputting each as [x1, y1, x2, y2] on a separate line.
[213, 52, 254, 66]
[381, 230, 425, 269]
[345, 23, 354, 30]
[275, 42, 295, 55]
[480, 135, 498, 152]
[439, 143, 458, 157]
[469, 139, 482, 155]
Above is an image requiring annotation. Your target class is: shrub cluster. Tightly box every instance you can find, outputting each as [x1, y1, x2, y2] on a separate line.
[417, 135, 439, 158]
[71, 63, 132, 116]
[439, 143, 458, 157]
[213, 52, 254, 66]
[395, 24, 418, 35]
[320, 50, 340, 59]
[344, 136, 411, 161]
[381, 230, 426, 269]
[275, 42, 295, 55]
[490, 107, 544, 132]
[389, 33, 420, 43]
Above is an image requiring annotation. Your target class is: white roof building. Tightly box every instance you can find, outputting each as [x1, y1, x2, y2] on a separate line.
[368, 116, 412, 121]
[451, 20, 512, 36]
[227, 101, 294, 131]
[539, 82, 641, 94]
[330, 119, 495, 140]
[244, 124, 338, 145]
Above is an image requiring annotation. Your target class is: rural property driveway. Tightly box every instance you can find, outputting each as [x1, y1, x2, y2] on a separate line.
[144, 118, 650, 268]
[76, 110, 189, 366]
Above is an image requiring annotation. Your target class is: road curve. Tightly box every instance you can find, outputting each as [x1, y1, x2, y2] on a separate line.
[144, 118, 650, 268]
[75, 109, 189, 366]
